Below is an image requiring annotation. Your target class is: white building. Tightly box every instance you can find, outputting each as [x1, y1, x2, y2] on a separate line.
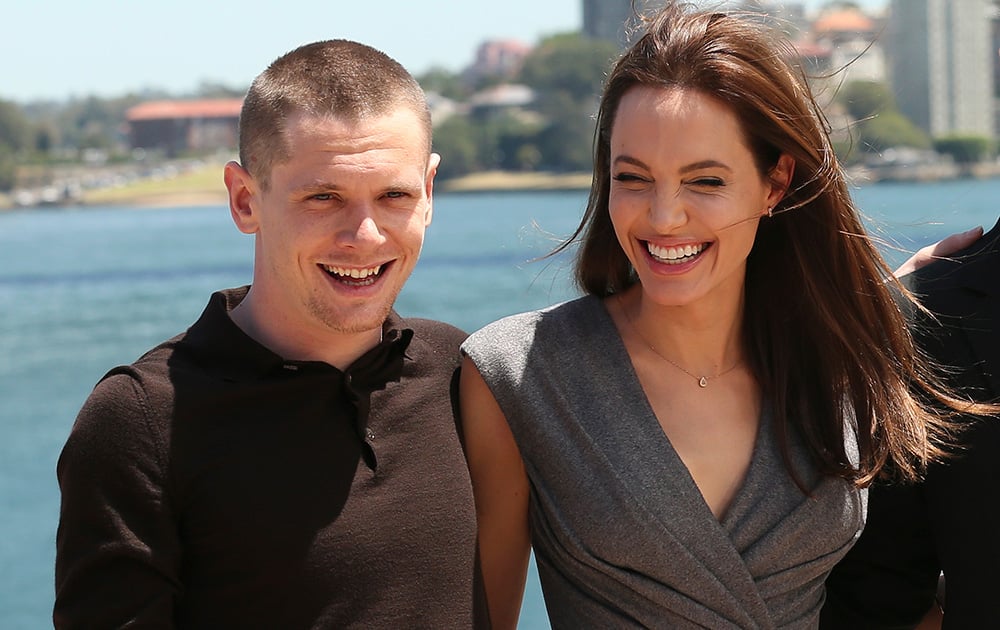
[888, 0, 995, 138]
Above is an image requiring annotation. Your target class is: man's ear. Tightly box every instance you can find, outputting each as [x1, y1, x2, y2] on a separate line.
[766, 154, 795, 211]
[423, 152, 441, 227]
[224, 161, 260, 235]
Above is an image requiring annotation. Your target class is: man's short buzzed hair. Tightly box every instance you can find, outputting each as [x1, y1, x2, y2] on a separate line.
[238, 39, 432, 189]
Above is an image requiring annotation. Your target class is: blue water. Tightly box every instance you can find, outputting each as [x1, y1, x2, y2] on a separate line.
[2, 181, 998, 629]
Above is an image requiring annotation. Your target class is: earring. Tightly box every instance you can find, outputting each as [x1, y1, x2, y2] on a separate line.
[766, 206, 773, 218]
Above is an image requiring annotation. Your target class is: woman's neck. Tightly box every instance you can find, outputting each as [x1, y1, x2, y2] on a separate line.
[613, 285, 745, 375]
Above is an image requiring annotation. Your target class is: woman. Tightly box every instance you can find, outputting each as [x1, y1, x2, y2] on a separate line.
[460, 4, 986, 628]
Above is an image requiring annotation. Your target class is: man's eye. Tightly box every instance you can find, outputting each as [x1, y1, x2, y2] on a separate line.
[310, 193, 335, 201]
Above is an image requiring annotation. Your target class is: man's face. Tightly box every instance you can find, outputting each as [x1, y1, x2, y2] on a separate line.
[228, 109, 438, 346]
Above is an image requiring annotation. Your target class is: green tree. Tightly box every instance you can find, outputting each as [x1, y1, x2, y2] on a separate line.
[34, 123, 56, 155]
[515, 34, 616, 172]
[432, 116, 481, 179]
[933, 135, 994, 164]
[837, 80, 896, 121]
[57, 95, 138, 153]
[418, 67, 470, 101]
[0, 99, 31, 191]
[858, 111, 930, 153]
[527, 90, 594, 172]
[518, 34, 617, 102]
[194, 80, 246, 98]
[0, 146, 16, 191]
[0, 99, 31, 151]
[474, 111, 543, 171]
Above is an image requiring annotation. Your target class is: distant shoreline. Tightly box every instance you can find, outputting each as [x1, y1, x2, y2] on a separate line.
[0, 170, 594, 211]
[6, 162, 1000, 211]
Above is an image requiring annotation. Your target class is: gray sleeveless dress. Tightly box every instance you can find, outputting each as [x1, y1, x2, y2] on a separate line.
[462, 296, 865, 629]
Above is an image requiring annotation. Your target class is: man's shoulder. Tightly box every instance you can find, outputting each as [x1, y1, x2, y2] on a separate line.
[910, 226, 999, 289]
[909, 244, 997, 317]
[390, 316, 466, 377]
[107, 287, 239, 383]
[95, 329, 191, 391]
[403, 317, 466, 341]
[400, 316, 467, 351]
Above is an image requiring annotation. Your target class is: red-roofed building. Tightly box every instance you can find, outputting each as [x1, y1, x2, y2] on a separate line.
[465, 39, 532, 82]
[814, 8, 876, 37]
[797, 4, 886, 84]
[126, 98, 243, 156]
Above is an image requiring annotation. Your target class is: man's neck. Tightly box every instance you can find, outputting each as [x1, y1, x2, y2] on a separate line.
[229, 293, 384, 371]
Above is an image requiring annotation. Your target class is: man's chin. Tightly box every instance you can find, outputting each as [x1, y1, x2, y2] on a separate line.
[310, 301, 396, 337]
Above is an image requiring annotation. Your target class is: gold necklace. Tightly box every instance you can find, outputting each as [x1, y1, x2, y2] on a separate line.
[617, 295, 742, 388]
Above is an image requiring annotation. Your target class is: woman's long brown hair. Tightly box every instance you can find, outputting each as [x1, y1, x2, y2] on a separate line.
[556, 1, 991, 486]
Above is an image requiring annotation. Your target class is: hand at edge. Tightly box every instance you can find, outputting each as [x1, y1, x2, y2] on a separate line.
[893, 226, 984, 278]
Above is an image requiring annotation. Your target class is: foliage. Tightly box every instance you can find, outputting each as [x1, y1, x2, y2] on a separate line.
[514, 34, 614, 173]
[0, 99, 32, 191]
[0, 147, 16, 191]
[430, 32, 612, 179]
[194, 80, 246, 98]
[831, 137, 862, 166]
[933, 135, 994, 164]
[433, 116, 483, 179]
[529, 91, 595, 172]
[4, 32, 997, 195]
[519, 33, 617, 102]
[418, 67, 472, 101]
[0, 99, 32, 151]
[837, 80, 897, 122]
[858, 111, 930, 153]
[56, 95, 139, 151]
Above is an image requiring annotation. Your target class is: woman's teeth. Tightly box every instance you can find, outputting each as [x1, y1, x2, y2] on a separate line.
[646, 242, 706, 263]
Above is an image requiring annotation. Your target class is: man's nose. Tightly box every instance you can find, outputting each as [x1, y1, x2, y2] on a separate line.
[338, 203, 384, 247]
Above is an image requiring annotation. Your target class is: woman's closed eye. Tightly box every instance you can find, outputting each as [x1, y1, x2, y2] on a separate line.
[690, 177, 725, 188]
[612, 172, 649, 184]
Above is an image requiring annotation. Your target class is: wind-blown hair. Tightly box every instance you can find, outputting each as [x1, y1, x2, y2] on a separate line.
[561, 1, 983, 485]
[238, 39, 431, 189]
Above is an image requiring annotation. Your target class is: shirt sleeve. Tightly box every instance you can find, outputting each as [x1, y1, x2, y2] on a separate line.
[54, 370, 181, 629]
[819, 480, 940, 629]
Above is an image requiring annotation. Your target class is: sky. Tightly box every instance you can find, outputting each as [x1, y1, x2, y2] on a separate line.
[3, 0, 886, 103]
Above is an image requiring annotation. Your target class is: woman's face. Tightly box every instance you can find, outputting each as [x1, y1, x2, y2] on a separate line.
[608, 85, 791, 310]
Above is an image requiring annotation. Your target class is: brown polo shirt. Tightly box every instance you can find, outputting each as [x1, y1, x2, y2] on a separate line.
[55, 287, 488, 629]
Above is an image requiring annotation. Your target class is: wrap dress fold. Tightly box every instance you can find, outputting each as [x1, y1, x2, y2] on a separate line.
[463, 296, 865, 629]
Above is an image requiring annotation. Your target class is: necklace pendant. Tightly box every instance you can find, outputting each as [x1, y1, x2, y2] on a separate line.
[698, 376, 708, 388]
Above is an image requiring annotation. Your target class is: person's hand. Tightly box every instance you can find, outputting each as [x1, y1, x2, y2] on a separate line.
[893, 226, 984, 278]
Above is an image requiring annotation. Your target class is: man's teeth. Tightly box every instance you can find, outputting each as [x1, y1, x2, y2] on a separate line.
[323, 264, 383, 279]
[647, 242, 706, 263]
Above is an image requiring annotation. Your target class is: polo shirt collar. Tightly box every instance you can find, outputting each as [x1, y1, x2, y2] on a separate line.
[181, 286, 414, 383]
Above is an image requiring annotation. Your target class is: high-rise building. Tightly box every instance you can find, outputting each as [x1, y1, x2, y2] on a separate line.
[888, 0, 995, 138]
[582, 0, 664, 47]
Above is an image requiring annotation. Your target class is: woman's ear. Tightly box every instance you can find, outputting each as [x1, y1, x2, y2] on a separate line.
[766, 154, 795, 212]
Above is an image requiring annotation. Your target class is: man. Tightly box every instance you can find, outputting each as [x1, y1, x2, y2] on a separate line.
[822, 218, 1000, 628]
[55, 40, 487, 628]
